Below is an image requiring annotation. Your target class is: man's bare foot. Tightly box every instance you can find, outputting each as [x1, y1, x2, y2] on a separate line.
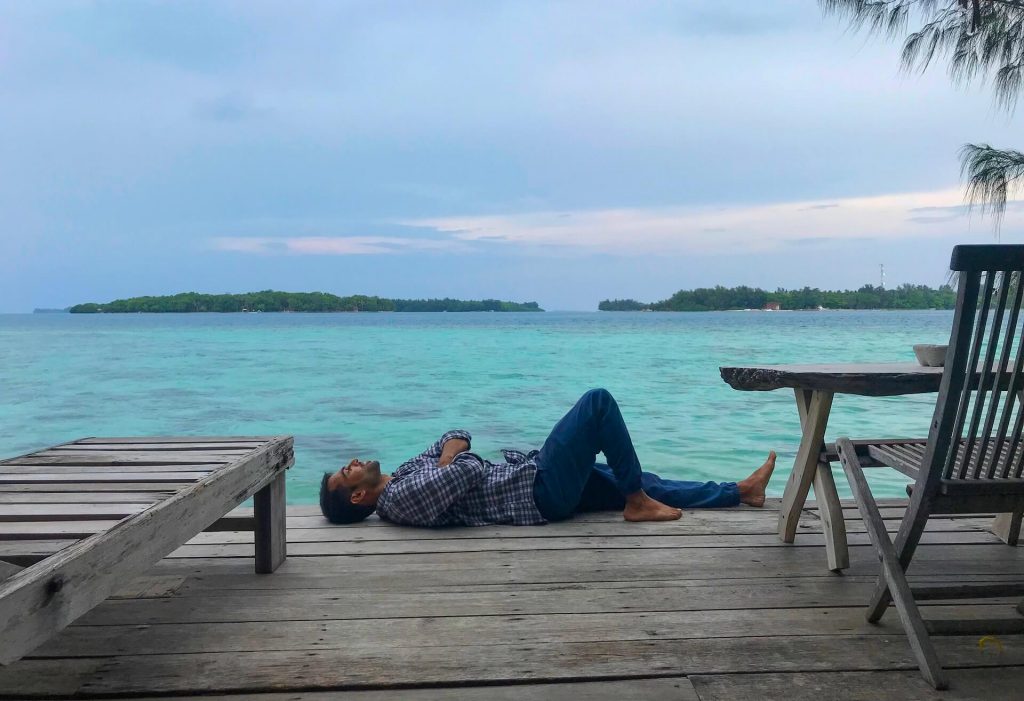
[738, 451, 777, 507]
[623, 490, 683, 522]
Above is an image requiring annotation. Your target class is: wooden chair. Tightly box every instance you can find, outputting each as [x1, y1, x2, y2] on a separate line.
[835, 244, 1024, 690]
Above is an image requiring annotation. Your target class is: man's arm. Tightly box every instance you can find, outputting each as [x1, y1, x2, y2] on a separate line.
[394, 430, 472, 475]
[377, 452, 486, 526]
[439, 436, 471, 466]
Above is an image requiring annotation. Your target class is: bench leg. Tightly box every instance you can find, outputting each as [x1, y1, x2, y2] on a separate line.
[254, 471, 287, 574]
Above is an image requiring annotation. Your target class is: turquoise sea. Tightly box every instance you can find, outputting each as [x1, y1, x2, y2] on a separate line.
[0, 310, 953, 503]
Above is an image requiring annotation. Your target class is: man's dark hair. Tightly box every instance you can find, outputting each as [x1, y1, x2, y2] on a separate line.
[320, 472, 376, 524]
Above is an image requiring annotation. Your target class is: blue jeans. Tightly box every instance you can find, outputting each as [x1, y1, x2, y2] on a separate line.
[532, 388, 740, 521]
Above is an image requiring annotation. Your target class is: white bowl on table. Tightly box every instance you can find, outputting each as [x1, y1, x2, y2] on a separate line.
[913, 344, 948, 367]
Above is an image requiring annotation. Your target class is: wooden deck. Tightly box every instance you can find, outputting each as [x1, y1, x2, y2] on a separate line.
[2, 498, 1024, 699]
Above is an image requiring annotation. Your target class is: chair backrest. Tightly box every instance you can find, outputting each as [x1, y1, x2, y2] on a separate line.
[919, 245, 1024, 491]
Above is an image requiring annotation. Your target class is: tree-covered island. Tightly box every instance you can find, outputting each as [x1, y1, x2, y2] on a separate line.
[69, 291, 543, 313]
[599, 284, 955, 312]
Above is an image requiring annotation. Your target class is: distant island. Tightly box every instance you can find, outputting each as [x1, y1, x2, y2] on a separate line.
[599, 284, 956, 312]
[69, 291, 543, 313]
[32, 307, 70, 314]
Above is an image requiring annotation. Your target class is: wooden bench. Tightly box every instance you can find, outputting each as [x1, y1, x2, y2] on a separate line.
[0, 435, 293, 664]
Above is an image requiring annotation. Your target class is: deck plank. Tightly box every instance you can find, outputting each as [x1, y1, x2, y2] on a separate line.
[74, 576, 1021, 626]
[0, 472, 209, 484]
[6, 635, 1024, 696]
[65, 677, 700, 701]
[0, 504, 151, 521]
[0, 483, 192, 493]
[690, 669, 1024, 700]
[0, 465, 224, 474]
[4, 454, 235, 466]
[51, 442, 265, 451]
[74, 436, 279, 444]
[0, 492, 174, 504]
[33, 604, 1024, 658]
[165, 530, 1001, 558]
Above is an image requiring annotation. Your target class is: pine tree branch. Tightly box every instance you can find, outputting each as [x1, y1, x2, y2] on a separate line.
[960, 144, 1024, 228]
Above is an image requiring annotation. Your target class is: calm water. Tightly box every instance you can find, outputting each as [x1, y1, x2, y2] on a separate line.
[0, 311, 953, 503]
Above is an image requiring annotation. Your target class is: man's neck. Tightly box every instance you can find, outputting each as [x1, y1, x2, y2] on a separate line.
[371, 474, 393, 499]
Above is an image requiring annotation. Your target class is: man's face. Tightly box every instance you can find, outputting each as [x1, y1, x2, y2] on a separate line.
[328, 458, 382, 500]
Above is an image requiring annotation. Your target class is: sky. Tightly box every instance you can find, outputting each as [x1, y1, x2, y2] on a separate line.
[1, 1, 1022, 312]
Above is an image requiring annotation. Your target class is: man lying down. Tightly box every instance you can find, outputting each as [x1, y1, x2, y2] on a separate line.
[320, 388, 776, 526]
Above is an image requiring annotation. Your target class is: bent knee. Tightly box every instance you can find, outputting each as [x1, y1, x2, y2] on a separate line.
[584, 387, 613, 402]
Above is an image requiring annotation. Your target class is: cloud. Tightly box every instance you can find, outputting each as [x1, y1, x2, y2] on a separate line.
[906, 200, 1024, 224]
[194, 93, 264, 123]
[210, 236, 464, 256]
[908, 204, 970, 214]
[406, 188, 1020, 256]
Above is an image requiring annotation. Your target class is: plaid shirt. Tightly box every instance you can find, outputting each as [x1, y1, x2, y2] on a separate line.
[375, 430, 546, 527]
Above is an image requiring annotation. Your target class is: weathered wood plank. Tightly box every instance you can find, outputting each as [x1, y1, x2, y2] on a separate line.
[51, 443, 264, 452]
[168, 530, 1001, 559]
[0, 520, 122, 539]
[4, 634, 1023, 696]
[31, 448, 252, 458]
[36, 604, 1023, 659]
[0, 464, 222, 473]
[5, 454, 235, 465]
[74, 579, 1024, 626]
[0, 437, 293, 665]
[140, 542, 1024, 592]
[197, 514, 981, 540]
[0, 657, 103, 696]
[261, 499, 898, 521]
[0, 482, 191, 493]
[75, 436, 278, 444]
[0, 540, 76, 566]
[278, 509, 824, 534]
[690, 668, 1024, 700]
[0, 472, 209, 484]
[57, 677, 700, 701]
[720, 363, 944, 396]
[0, 492, 172, 504]
[109, 574, 187, 599]
[0, 504, 151, 521]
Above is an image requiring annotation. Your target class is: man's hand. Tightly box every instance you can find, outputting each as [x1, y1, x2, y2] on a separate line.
[438, 438, 470, 466]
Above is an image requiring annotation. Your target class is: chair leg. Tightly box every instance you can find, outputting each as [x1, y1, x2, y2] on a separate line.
[878, 543, 948, 690]
[992, 509, 1023, 546]
[836, 438, 948, 690]
[865, 482, 932, 623]
[865, 576, 892, 623]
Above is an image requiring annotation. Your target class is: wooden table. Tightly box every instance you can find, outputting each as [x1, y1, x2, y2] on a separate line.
[720, 363, 945, 571]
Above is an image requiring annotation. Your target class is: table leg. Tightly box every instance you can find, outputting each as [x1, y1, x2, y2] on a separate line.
[778, 390, 848, 570]
[812, 453, 849, 571]
[799, 391, 848, 570]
